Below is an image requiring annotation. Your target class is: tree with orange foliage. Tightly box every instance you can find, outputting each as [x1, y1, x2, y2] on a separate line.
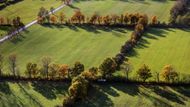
[0, 17, 5, 25]
[89, 12, 99, 24]
[151, 16, 158, 25]
[138, 14, 148, 27]
[71, 10, 85, 24]
[50, 15, 58, 24]
[123, 13, 129, 24]
[58, 64, 69, 79]
[161, 65, 178, 82]
[135, 23, 144, 33]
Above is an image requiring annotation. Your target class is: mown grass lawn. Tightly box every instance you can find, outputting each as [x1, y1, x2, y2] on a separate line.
[128, 28, 190, 76]
[0, 25, 132, 74]
[0, 0, 62, 23]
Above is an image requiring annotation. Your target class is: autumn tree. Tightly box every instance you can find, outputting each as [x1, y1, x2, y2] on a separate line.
[161, 65, 179, 82]
[103, 15, 111, 25]
[8, 53, 18, 77]
[89, 12, 99, 24]
[81, 67, 98, 80]
[71, 10, 85, 24]
[137, 64, 152, 82]
[50, 15, 58, 24]
[68, 75, 89, 100]
[151, 16, 158, 25]
[138, 14, 148, 27]
[99, 58, 117, 78]
[25, 62, 38, 78]
[0, 17, 5, 25]
[0, 54, 3, 76]
[59, 64, 69, 79]
[60, 12, 66, 24]
[41, 56, 51, 78]
[69, 62, 84, 78]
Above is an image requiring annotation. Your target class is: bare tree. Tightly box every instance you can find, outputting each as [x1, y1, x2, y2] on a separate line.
[121, 61, 132, 80]
[41, 56, 51, 78]
[8, 53, 18, 77]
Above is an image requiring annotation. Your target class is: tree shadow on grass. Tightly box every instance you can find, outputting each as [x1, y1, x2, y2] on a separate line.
[140, 91, 172, 107]
[41, 24, 130, 37]
[126, 48, 139, 57]
[0, 82, 11, 95]
[75, 84, 114, 107]
[146, 28, 168, 38]
[143, 85, 186, 105]
[18, 83, 43, 107]
[0, 82, 26, 107]
[172, 86, 190, 98]
[111, 83, 140, 96]
[84, 83, 190, 107]
[31, 81, 69, 100]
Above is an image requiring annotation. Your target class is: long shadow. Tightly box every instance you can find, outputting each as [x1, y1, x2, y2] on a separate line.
[140, 91, 172, 107]
[111, 83, 140, 96]
[41, 24, 130, 37]
[172, 86, 190, 98]
[144, 85, 185, 105]
[31, 81, 69, 100]
[75, 84, 114, 107]
[18, 83, 43, 107]
[68, 4, 80, 9]
[0, 82, 11, 95]
[0, 82, 26, 107]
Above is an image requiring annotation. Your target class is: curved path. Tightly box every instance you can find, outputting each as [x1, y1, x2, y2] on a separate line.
[0, 1, 72, 44]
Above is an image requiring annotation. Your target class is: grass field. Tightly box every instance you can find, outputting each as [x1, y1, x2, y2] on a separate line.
[62, 0, 175, 22]
[1, 82, 189, 107]
[0, 82, 69, 107]
[0, 0, 61, 23]
[0, 26, 9, 37]
[128, 28, 190, 76]
[76, 83, 190, 107]
[0, 25, 132, 74]
[0, 0, 174, 24]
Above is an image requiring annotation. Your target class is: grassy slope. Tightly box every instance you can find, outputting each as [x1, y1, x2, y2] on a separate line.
[128, 28, 190, 76]
[0, 25, 131, 74]
[0, 0, 61, 23]
[0, 82, 69, 107]
[76, 83, 190, 107]
[62, 0, 174, 22]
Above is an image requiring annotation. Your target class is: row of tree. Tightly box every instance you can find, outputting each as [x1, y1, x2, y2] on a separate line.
[0, 16, 24, 38]
[37, 7, 158, 26]
[0, 52, 181, 83]
[136, 64, 179, 83]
